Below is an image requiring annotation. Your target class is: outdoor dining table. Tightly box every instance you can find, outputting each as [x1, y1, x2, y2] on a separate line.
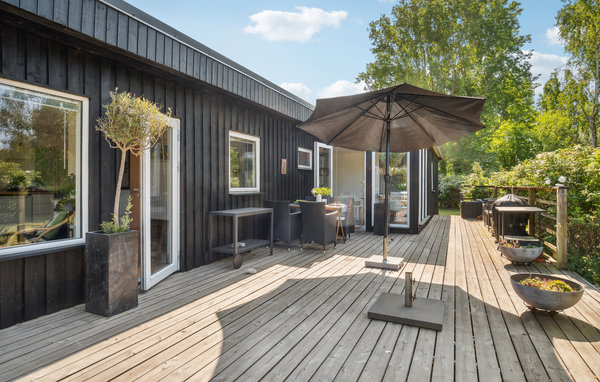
[289, 202, 346, 243]
[495, 206, 545, 243]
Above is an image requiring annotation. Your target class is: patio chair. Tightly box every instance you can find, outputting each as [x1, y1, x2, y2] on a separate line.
[332, 196, 355, 239]
[264, 200, 302, 250]
[6, 210, 72, 246]
[299, 201, 337, 252]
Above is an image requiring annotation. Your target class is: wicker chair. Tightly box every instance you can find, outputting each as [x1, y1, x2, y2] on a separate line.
[299, 201, 337, 252]
[264, 200, 302, 250]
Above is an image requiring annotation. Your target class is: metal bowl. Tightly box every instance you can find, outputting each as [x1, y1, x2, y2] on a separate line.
[510, 273, 583, 312]
[499, 244, 543, 264]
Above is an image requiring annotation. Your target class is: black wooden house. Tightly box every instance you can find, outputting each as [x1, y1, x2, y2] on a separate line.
[0, 0, 439, 328]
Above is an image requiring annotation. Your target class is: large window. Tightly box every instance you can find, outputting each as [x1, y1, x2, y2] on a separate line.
[229, 131, 260, 193]
[0, 79, 88, 254]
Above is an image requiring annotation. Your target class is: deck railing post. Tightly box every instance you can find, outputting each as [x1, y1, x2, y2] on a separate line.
[528, 188, 536, 237]
[556, 186, 568, 269]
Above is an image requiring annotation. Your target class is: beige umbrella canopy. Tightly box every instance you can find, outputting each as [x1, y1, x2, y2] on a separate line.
[299, 83, 485, 264]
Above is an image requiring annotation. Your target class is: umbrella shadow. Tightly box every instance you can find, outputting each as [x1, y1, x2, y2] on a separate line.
[199, 270, 579, 381]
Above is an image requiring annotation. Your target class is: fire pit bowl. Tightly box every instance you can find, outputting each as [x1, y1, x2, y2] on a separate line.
[510, 273, 583, 312]
[499, 242, 543, 264]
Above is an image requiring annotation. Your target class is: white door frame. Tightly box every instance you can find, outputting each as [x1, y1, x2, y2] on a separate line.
[371, 152, 410, 229]
[141, 118, 180, 291]
[314, 142, 334, 191]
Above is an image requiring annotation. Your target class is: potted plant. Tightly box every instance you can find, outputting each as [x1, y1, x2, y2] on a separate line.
[510, 273, 583, 312]
[86, 89, 171, 316]
[498, 239, 543, 264]
[311, 187, 332, 203]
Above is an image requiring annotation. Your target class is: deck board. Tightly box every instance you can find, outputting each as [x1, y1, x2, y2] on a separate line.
[1, 216, 600, 381]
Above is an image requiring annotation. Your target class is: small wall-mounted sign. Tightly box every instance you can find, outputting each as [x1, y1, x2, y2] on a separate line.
[281, 158, 287, 175]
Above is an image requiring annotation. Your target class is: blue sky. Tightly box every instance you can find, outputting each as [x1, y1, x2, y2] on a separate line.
[127, 0, 568, 104]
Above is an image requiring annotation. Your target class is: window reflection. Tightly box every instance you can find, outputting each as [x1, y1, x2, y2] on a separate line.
[229, 133, 258, 190]
[0, 82, 81, 249]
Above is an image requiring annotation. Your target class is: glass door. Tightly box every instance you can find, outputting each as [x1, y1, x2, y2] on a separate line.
[371, 151, 409, 228]
[314, 142, 333, 191]
[141, 118, 180, 291]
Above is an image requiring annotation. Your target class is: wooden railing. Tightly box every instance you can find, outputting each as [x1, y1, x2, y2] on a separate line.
[469, 185, 569, 269]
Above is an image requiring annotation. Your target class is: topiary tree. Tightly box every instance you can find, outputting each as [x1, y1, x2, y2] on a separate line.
[96, 89, 172, 233]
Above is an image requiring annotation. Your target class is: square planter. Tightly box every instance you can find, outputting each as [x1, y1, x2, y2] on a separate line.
[85, 230, 139, 316]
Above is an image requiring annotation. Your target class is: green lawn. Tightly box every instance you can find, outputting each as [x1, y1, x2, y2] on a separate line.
[439, 208, 460, 216]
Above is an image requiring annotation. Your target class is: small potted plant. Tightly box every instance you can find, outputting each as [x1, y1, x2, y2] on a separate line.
[311, 187, 332, 203]
[510, 273, 583, 312]
[498, 239, 543, 264]
[85, 89, 171, 317]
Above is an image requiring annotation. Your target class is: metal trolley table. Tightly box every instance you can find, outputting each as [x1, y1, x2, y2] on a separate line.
[208, 207, 273, 268]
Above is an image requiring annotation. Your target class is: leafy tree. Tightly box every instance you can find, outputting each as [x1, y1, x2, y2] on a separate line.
[358, 0, 536, 169]
[490, 120, 538, 169]
[556, 0, 600, 146]
[96, 90, 172, 232]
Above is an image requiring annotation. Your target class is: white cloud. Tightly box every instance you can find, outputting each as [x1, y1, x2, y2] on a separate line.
[525, 50, 569, 94]
[280, 82, 312, 100]
[546, 26, 562, 46]
[243, 7, 348, 42]
[317, 80, 367, 99]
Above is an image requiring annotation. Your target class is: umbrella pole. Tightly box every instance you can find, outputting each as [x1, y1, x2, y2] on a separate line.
[364, 94, 401, 271]
[383, 118, 391, 262]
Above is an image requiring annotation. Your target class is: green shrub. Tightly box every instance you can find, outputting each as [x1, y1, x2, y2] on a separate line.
[462, 145, 600, 285]
[461, 163, 493, 200]
[438, 174, 463, 208]
[568, 255, 600, 286]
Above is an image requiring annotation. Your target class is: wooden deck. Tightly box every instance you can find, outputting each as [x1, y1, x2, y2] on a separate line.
[1, 215, 600, 381]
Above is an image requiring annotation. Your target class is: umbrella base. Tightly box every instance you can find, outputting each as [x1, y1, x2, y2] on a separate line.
[364, 255, 403, 270]
[368, 292, 445, 331]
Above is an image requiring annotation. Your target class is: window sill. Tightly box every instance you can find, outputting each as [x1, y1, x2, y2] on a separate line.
[0, 240, 86, 262]
[229, 191, 264, 196]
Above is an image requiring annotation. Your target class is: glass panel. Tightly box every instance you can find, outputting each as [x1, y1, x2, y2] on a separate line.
[298, 149, 311, 168]
[318, 147, 331, 188]
[0, 83, 80, 249]
[375, 152, 408, 226]
[230, 136, 256, 189]
[150, 131, 172, 274]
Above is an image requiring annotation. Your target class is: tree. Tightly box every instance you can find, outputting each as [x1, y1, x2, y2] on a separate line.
[535, 71, 587, 150]
[358, 0, 536, 173]
[96, 90, 172, 232]
[557, 0, 600, 146]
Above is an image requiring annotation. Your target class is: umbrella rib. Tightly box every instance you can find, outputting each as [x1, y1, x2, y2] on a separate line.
[367, 94, 388, 118]
[353, 106, 385, 120]
[390, 104, 425, 120]
[326, 95, 387, 145]
[396, 98, 437, 144]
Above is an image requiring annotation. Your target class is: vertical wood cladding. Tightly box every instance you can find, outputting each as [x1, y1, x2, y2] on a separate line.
[0, 0, 313, 121]
[0, 20, 317, 327]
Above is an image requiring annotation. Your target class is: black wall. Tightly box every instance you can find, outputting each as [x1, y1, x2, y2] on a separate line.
[0, 11, 316, 328]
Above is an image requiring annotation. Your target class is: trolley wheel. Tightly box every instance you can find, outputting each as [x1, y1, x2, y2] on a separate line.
[233, 253, 243, 269]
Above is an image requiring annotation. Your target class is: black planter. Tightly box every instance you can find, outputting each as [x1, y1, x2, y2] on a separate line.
[85, 230, 139, 316]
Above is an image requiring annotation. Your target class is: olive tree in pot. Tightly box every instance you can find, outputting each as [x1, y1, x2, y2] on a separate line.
[86, 89, 171, 316]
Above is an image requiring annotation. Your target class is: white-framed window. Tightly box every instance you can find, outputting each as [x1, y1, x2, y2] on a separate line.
[297, 147, 312, 170]
[419, 149, 429, 224]
[314, 142, 333, 190]
[228, 131, 260, 193]
[0, 78, 89, 255]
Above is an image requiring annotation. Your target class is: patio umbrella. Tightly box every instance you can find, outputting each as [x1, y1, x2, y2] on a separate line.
[299, 83, 485, 269]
